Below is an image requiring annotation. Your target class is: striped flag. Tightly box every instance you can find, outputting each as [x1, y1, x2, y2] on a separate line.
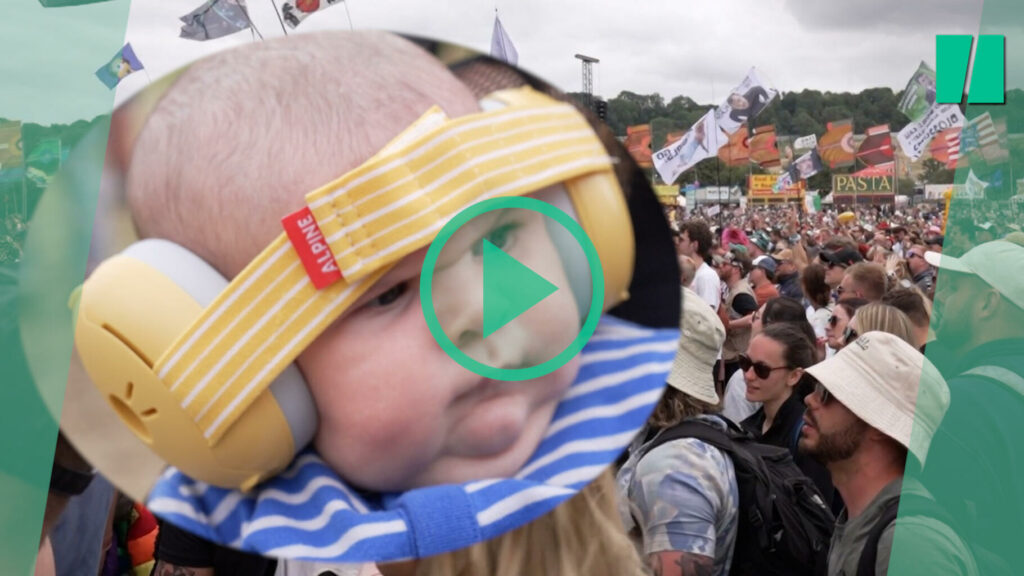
[962, 112, 1010, 165]
[490, 14, 519, 65]
[929, 127, 962, 170]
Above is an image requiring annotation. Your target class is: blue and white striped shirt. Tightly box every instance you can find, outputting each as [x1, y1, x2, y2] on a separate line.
[147, 316, 679, 562]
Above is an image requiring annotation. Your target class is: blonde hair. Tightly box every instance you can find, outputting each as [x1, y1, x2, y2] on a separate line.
[403, 470, 646, 576]
[853, 303, 916, 346]
[648, 387, 719, 428]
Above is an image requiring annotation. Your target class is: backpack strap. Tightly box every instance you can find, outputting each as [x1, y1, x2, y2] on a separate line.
[962, 365, 1024, 397]
[856, 498, 899, 576]
[855, 493, 957, 576]
[637, 416, 749, 462]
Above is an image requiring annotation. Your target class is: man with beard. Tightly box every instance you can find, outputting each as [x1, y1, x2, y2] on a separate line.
[918, 238, 1024, 575]
[801, 331, 978, 576]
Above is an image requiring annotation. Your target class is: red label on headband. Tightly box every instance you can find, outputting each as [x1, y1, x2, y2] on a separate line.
[282, 207, 343, 290]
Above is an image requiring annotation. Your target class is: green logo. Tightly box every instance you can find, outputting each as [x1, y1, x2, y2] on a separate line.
[420, 196, 604, 381]
[936, 35, 1005, 104]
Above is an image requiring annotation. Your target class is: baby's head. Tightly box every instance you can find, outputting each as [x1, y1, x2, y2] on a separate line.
[126, 31, 583, 492]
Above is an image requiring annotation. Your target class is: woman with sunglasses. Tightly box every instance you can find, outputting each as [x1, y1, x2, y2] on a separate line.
[824, 298, 868, 355]
[739, 323, 838, 509]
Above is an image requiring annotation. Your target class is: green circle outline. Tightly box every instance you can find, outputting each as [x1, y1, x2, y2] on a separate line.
[420, 196, 605, 381]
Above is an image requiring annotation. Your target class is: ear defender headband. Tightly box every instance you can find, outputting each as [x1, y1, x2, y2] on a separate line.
[73, 85, 635, 492]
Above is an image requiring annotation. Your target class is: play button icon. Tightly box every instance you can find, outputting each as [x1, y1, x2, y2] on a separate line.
[420, 196, 605, 382]
[482, 239, 558, 339]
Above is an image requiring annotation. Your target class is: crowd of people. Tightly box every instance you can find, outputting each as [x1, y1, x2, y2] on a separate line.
[620, 202, 1023, 576]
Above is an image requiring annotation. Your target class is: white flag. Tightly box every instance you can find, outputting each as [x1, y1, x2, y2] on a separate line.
[652, 109, 725, 185]
[281, 0, 343, 29]
[793, 134, 817, 150]
[490, 15, 518, 65]
[896, 103, 965, 161]
[965, 169, 988, 198]
[714, 67, 778, 135]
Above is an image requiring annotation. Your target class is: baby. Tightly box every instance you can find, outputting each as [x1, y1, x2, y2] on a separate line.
[110, 30, 679, 562]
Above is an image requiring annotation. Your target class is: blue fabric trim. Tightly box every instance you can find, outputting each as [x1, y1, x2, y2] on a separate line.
[147, 316, 679, 562]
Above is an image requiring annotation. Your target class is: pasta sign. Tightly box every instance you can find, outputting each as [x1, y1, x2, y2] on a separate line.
[832, 175, 894, 193]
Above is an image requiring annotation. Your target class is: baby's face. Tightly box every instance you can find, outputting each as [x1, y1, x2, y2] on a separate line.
[296, 196, 582, 492]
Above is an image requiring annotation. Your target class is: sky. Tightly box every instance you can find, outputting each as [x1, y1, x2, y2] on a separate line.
[0, 0, 993, 124]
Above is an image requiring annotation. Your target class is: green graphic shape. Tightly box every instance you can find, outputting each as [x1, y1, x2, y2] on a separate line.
[420, 196, 604, 382]
[937, 34, 1006, 104]
[968, 35, 1006, 104]
[2, 1, 130, 574]
[936, 35, 973, 104]
[481, 239, 558, 339]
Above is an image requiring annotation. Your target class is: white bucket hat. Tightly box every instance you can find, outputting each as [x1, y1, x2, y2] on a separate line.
[667, 287, 726, 404]
[806, 331, 949, 465]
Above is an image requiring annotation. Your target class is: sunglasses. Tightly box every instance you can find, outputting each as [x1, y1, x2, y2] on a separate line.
[738, 354, 790, 379]
[828, 314, 839, 327]
[813, 379, 833, 406]
[843, 325, 859, 345]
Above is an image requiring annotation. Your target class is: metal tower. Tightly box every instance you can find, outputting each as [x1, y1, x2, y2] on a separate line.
[575, 54, 599, 106]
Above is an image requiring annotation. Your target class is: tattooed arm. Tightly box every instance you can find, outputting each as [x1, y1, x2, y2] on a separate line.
[648, 551, 714, 576]
[150, 561, 214, 576]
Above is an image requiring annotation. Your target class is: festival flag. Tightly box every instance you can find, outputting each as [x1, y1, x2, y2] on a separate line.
[717, 125, 750, 166]
[0, 121, 24, 169]
[665, 131, 686, 148]
[804, 191, 822, 214]
[789, 148, 823, 181]
[281, 0, 343, 29]
[774, 170, 794, 192]
[793, 134, 817, 150]
[856, 124, 894, 167]
[748, 125, 780, 168]
[961, 112, 1011, 165]
[818, 119, 856, 169]
[95, 43, 144, 90]
[490, 14, 519, 65]
[180, 0, 251, 41]
[896, 103, 964, 161]
[624, 124, 653, 169]
[652, 109, 725, 184]
[898, 61, 938, 123]
[714, 67, 778, 135]
[965, 169, 988, 198]
[929, 127, 962, 170]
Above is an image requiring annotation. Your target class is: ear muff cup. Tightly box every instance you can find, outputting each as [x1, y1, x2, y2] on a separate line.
[73, 239, 317, 491]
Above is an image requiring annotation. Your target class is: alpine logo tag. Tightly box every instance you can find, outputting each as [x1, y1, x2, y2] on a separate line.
[282, 206, 343, 289]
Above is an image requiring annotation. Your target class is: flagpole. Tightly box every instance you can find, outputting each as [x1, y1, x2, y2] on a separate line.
[268, 0, 289, 36]
[342, 0, 354, 31]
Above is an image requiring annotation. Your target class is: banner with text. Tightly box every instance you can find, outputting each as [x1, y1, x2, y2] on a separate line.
[896, 103, 965, 160]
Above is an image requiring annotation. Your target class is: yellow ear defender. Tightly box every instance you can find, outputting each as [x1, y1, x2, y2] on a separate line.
[72, 85, 635, 492]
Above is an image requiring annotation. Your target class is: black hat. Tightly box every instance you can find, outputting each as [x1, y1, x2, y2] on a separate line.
[819, 247, 863, 268]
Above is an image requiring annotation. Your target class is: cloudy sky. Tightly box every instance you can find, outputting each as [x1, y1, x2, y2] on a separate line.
[1, 0, 998, 124]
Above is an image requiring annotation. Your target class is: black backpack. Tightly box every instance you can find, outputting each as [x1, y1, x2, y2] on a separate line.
[638, 416, 834, 576]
